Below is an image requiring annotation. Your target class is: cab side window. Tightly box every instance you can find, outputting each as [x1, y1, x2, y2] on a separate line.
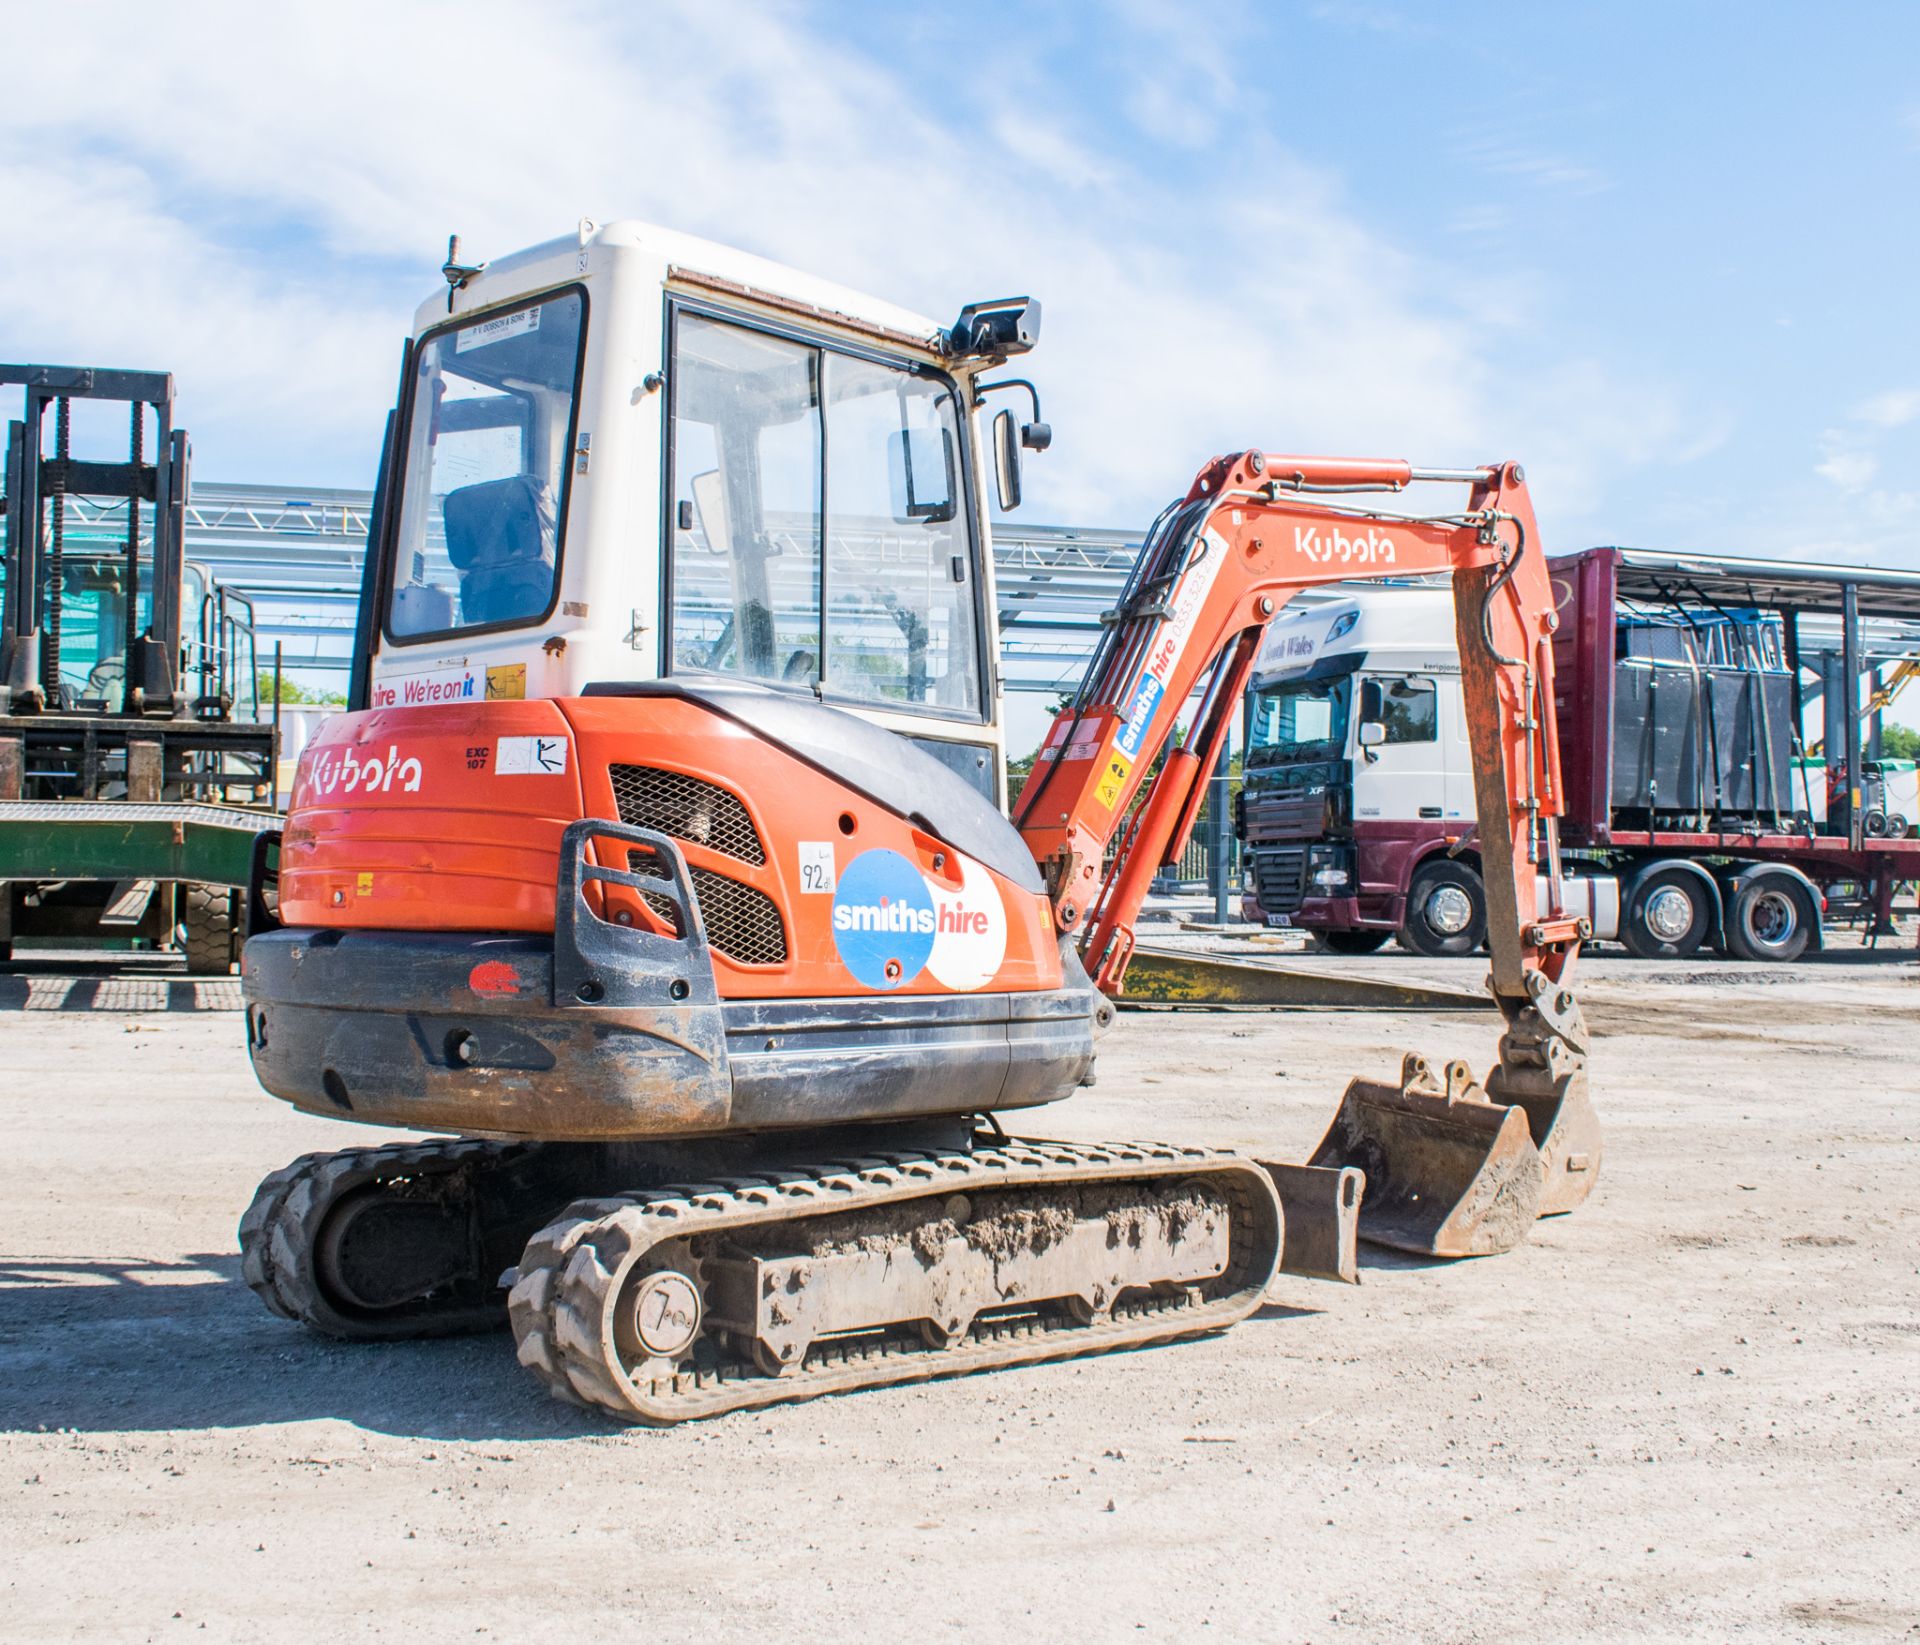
[1373, 677, 1438, 744]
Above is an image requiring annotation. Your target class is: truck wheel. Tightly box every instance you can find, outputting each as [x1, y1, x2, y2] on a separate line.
[1725, 877, 1814, 963]
[1321, 929, 1391, 955]
[1398, 862, 1486, 957]
[1623, 869, 1710, 959]
[182, 884, 238, 976]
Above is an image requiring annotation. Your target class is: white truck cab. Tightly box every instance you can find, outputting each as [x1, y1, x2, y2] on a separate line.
[352, 219, 1047, 803]
[1238, 587, 1484, 952]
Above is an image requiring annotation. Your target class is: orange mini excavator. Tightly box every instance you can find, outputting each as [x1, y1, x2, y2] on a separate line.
[237, 223, 1599, 1422]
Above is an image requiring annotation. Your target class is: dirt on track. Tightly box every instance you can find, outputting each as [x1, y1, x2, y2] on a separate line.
[1, 941, 1917, 1643]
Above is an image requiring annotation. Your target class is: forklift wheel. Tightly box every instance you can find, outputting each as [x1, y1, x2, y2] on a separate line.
[183, 884, 238, 976]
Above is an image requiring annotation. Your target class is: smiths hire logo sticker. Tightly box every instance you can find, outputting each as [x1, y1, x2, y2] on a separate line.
[829, 848, 1009, 992]
[831, 850, 936, 990]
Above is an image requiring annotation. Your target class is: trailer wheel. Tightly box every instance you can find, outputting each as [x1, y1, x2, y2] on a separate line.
[1623, 869, 1710, 959]
[1398, 862, 1486, 957]
[1725, 877, 1814, 963]
[183, 884, 238, 976]
[1321, 929, 1391, 955]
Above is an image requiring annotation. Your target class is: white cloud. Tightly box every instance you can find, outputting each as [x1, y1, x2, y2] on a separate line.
[0, 0, 1695, 551]
[1853, 388, 1920, 429]
[1815, 449, 1879, 491]
[1450, 129, 1611, 196]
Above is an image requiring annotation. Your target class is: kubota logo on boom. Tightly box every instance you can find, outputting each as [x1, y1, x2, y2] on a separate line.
[303, 745, 424, 799]
[1294, 524, 1398, 566]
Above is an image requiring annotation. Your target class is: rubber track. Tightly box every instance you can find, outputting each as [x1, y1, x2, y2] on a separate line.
[239, 1137, 525, 1339]
[508, 1139, 1282, 1425]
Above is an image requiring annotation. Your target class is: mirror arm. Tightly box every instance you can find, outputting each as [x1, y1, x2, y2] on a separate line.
[975, 377, 1052, 451]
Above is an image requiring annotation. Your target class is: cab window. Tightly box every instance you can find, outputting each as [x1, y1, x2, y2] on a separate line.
[667, 309, 982, 717]
[1363, 676, 1438, 744]
[386, 289, 587, 641]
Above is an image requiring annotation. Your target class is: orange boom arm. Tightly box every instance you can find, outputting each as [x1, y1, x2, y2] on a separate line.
[1011, 452, 1579, 1017]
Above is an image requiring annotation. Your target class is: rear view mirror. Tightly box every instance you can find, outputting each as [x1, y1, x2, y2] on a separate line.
[887, 428, 957, 523]
[992, 408, 1022, 513]
[1358, 722, 1387, 748]
[689, 469, 729, 554]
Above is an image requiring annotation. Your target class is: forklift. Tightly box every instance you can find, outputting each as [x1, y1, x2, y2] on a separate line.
[0, 365, 279, 971]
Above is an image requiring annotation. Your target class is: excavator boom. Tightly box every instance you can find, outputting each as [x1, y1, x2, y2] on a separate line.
[1012, 452, 1598, 1254]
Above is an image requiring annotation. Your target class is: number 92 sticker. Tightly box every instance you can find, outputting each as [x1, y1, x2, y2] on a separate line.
[797, 842, 837, 894]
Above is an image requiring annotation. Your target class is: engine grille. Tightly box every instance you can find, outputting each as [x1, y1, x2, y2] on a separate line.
[627, 850, 788, 966]
[609, 765, 766, 865]
[1251, 846, 1308, 915]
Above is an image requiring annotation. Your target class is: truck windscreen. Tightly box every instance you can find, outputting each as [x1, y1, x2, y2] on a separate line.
[1247, 676, 1351, 767]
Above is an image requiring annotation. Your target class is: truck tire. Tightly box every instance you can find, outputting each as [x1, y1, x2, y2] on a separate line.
[1623, 868, 1711, 959]
[1321, 929, 1391, 955]
[1398, 861, 1486, 957]
[182, 884, 238, 976]
[1725, 876, 1815, 963]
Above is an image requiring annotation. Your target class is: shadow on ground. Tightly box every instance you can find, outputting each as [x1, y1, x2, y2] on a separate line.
[0, 1255, 600, 1441]
[0, 958, 242, 1013]
[0, 1255, 1342, 1442]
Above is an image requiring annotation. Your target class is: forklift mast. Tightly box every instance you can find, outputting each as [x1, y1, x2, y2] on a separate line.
[1, 365, 190, 717]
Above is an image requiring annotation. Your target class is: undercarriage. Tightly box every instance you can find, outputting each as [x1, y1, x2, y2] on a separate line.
[238, 1123, 1287, 1424]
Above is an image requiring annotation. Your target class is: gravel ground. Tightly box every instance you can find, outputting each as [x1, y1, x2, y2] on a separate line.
[1, 938, 1916, 1643]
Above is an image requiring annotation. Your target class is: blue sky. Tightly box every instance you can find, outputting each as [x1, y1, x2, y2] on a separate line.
[3, 0, 1917, 570]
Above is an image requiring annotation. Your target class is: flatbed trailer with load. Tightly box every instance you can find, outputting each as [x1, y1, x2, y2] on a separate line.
[1238, 546, 1920, 960]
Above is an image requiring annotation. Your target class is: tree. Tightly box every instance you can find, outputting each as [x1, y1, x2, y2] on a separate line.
[1881, 724, 1920, 761]
[258, 672, 345, 707]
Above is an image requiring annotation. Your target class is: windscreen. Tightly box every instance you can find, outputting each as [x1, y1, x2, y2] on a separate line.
[1247, 676, 1352, 767]
[667, 310, 982, 716]
[386, 290, 586, 640]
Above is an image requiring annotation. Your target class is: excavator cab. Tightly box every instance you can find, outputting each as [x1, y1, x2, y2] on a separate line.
[353, 222, 1032, 807]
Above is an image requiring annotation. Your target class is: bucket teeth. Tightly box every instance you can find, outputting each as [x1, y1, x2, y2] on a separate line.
[1308, 1053, 1545, 1258]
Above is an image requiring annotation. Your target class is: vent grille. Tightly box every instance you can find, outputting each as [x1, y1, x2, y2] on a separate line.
[608, 765, 765, 865]
[1251, 846, 1308, 915]
[628, 850, 788, 966]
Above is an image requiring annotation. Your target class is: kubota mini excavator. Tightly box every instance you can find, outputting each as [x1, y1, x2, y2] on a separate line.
[237, 221, 1599, 1422]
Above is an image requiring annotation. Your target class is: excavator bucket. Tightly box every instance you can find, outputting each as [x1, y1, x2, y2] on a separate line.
[1308, 1054, 1545, 1257]
[1489, 1063, 1602, 1218]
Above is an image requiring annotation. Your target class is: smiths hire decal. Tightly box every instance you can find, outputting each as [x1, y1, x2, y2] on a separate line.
[830, 847, 1007, 992]
[1113, 528, 1229, 762]
[371, 663, 481, 708]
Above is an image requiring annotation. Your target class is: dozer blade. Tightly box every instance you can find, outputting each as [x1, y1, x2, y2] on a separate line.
[1308, 1054, 1545, 1258]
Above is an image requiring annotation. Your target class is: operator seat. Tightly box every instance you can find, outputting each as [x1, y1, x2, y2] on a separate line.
[443, 475, 557, 626]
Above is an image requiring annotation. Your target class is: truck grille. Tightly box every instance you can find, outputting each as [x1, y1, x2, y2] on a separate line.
[627, 850, 788, 966]
[1241, 790, 1326, 840]
[609, 765, 766, 865]
[1251, 847, 1308, 915]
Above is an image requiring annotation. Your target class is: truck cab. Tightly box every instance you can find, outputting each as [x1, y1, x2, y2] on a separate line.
[1238, 587, 1480, 953]
[353, 219, 1044, 805]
